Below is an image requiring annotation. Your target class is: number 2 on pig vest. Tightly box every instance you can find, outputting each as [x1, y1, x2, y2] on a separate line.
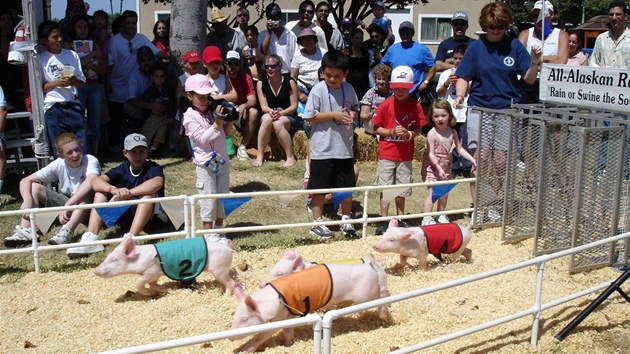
[179, 259, 193, 278]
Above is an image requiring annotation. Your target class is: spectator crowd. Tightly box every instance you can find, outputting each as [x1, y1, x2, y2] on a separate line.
[0, 0, 628, 248]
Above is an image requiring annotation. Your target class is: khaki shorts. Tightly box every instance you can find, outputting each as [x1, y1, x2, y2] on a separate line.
[44, 187, 69, 207]
[141, 114, 168, 146]
[195, 164, 229, 222]
[373, 159, 413, 197]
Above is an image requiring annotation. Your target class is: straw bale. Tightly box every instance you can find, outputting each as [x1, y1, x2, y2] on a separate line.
[2, 227, 628, 353]
[231, 128, 426, 163]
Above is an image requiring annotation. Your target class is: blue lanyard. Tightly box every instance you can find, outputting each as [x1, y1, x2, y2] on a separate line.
[327, 84, 345, 125]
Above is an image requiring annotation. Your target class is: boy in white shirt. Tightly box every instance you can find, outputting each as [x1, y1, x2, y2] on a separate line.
[3, 133, 100, 247]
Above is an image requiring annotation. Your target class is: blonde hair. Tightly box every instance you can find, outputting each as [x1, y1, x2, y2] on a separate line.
[428, 99, 457, 127]
[55, 132, 81, 154]
[373, 64, 392, 81]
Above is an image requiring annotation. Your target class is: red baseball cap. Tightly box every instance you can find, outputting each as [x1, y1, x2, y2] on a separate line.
[183, 50, 201, 63]
[202, 46, 223, 64]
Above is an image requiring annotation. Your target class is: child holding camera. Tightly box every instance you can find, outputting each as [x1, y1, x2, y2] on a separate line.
[182, 74, 231, 243]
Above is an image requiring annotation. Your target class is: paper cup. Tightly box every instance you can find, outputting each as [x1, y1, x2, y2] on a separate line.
[62, 65, 75, 78]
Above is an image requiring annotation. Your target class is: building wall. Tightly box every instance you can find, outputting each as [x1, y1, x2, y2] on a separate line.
[138, 0, 491, 55]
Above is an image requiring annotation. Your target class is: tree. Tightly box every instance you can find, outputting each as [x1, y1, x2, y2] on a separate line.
[168, 0, 206, 82]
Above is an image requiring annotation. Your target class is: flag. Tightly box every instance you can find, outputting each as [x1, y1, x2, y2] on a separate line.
[332, 192, 353, 212]
[220, 197, 252, 217]
[431, 183, 456, 203]
[96, 205, 131, 228]
[537, 8, 552, 39]
[73, 40, 92, 56]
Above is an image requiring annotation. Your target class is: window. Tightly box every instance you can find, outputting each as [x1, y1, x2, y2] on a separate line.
[155, 11, 171, 23]
[419, 16, 452, 43]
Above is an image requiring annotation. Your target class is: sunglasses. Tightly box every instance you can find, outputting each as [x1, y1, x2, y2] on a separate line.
[487, 25, 506, 31]
[237, 14, 249, 18]
[452, 21, 468, 27]
[265, 63, 281, 69]
[300, 9, 314, 14]
[227, 61, 240, 67]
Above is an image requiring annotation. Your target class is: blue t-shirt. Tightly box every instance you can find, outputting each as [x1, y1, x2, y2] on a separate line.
[455, 36, 531, 109]
[105, 160, 165, 198]
[435, 36, 476, 62]
[381, 42, 434, 93]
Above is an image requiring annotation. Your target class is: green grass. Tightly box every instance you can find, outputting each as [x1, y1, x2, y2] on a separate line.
[0, 155, 474, 283]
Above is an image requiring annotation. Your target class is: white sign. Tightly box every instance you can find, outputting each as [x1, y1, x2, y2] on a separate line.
[539, 64, 630, 114]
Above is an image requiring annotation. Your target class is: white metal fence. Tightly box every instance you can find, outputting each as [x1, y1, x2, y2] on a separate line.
[91, 232, 630, 353]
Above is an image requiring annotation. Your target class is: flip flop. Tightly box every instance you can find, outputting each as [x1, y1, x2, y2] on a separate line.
[251, 160, 263, 167]
[280, 160, 297, 168]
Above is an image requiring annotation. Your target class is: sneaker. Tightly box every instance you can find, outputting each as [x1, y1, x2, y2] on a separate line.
[310, 218, 333, 239]
[374, 222, 388, 235]
[340, 215, 357, 237]
[421, 216, 436, 226]
[66, 232, 105, 258]
[237, 146, 249, 161]
[49, 225, 73, 245]
[4, 225, 34, 247]
[397, 219, 412, 228]
[437, 215, 450, 224]
[206, 233, 231, 245]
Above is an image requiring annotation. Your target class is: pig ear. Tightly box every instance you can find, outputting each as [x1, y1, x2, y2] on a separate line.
[388, 218, 399, 228]
[400, 231, 414, 241]
[244, 295, 260, 314]
[121, 234, 137, 256]
[293, 255, 305, 271]
[233, 284, 246, 301]
[286, 249, 296, 259]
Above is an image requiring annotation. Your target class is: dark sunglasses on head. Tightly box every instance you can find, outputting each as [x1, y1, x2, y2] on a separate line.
[300, 9, 314, 14]
[488, 25, 506, 30]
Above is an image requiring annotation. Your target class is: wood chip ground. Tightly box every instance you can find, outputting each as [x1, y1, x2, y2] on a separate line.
[1, 227, 629, 353]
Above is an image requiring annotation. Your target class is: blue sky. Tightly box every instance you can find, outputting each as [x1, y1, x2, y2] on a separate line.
[50, 0, 138, 20]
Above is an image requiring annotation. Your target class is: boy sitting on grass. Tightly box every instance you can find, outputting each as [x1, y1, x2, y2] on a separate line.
[66, 133, 169, 257]
[302, 49, 360, 239]
[3, 133, 100, 247]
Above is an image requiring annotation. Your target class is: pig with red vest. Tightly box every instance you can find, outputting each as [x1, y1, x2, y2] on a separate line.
[373, 218, 472, 270]
[230, 261, 390, 352]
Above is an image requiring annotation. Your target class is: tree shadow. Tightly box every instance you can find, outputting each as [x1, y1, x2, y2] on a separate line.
[231, 181, 271, 193]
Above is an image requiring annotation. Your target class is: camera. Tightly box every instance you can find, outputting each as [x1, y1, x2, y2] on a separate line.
[209, 97, 239, 122]
[271, 20, 280, 28]
[204, 151, 226, 173]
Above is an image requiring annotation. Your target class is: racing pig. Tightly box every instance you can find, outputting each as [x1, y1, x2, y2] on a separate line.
[258, 249, 377, 287]
[373, 219, 472, 270]
[94, 234, 237, 295]
[231, 261, 390, 352]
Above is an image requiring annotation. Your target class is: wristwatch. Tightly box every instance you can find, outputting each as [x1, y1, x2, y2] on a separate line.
[423, 80, 429, 85]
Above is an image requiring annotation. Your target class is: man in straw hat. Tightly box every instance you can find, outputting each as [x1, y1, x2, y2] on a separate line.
[206, 7, 247, 61]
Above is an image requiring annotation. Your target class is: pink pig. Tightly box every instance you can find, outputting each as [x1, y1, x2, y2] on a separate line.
[93, 234, 237, 296]
[258, 249, 377, 287]
[373, 219, 472, 270]
[231, 261, 390, 352]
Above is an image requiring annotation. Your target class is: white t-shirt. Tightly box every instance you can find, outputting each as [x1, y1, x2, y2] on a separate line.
[207, 74, 227, 95]
[107, 33, 159, 103]
[290, 47, 326, 91]
[0, 85, 5, 107]
[436, 70, 467, 123]
[35, 154, 100, 196]
[258, 28, 297, 74]
[39, 49, 86, 111]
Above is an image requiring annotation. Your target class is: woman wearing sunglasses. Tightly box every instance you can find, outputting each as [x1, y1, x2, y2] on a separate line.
[452, 2, 541, 212]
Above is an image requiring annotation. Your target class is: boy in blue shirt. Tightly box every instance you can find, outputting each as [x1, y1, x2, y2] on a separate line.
[66, 133, 169, 257]
[302, 50, 359, 239]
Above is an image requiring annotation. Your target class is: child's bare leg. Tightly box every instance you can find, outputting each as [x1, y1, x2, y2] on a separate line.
[395, 196, 405, 215]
